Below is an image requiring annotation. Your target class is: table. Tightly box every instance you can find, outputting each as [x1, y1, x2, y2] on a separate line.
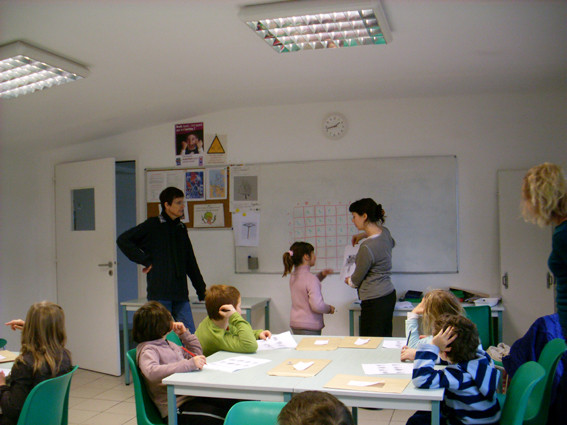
[120, 296, 270, 385]
[348, 301, 504, 342]
[163, 337, 444, 425]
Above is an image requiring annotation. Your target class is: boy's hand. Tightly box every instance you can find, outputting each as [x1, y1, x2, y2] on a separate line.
[191, 355, 206, 370]
[5, 319, 24, 331]
[172, 322, 187, 335]
[432, 326, 457, 352]
[400, 346, 417, 362]
[219, 304, 237, 318]
[258, 330, 272, 340]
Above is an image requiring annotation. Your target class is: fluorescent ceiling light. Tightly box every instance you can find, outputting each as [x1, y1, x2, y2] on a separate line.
[239, 0, 392, 53]
[0, 41, 89, 99]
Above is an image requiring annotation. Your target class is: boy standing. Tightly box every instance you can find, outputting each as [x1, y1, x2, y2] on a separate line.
[408, 314, 501, 425]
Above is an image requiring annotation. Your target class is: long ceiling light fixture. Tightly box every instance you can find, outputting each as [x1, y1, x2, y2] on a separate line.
[238, 0, 392, 53]
[0, 41, 89, 99]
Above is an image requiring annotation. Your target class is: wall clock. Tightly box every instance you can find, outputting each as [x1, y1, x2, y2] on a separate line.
[322, 113, 348, 139]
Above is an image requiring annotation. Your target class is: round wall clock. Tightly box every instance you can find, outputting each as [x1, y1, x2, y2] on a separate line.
[322, 113, 348, 139]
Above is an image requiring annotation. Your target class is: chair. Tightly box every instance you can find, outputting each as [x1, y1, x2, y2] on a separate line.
[463, 305, 493, 349]
[223, 401, 286, 425]
[497, 361, 545, 425]
[16, 364, 78, 425]
[523, 338, 567, 425]
[127, 349, 166, 425]
[165, 331, 182, 346]
[0, 338, 6, 349]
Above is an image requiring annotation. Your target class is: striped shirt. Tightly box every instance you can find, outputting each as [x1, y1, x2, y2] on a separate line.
[412, 344, 501, 425]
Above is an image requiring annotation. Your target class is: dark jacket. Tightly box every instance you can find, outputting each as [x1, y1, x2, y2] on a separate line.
[0, 351, 72, 425]
[117, 212, 206, 300]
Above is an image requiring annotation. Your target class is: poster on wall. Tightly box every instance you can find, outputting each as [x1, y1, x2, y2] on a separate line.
[185, 170, 205, 200]
[230, 165, 260, 212]
[193, 203, 225, 228]
[146, 170, 185, 202]
[204, 133, 228, 165]
[175, 122, 204, 167]
[206, 167, 228, 200]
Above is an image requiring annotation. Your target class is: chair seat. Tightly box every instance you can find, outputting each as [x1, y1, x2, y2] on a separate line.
[223, 401, 286, 425]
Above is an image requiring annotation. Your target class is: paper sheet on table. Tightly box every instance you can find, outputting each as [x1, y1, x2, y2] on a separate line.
[324, 374, 411, 393]
[295, 337, 342, 351]
[338, 337, 382, 349]
[257, 331, 297, 351]
[381, 340, 406, 349]
[203, 356, 271, 373]
[267, 358, 331, 377]
[362, 363, 414, 375]
[0, 351, 18, 363]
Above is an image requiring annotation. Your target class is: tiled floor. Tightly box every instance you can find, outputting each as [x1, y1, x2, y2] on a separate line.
[68, 368, 414, 425]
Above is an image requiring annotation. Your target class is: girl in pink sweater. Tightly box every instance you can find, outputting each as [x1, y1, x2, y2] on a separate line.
[283, 242, 335, 335]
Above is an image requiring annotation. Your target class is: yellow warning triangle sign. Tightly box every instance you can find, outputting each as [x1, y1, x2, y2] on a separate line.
[207, 135, 225, 154]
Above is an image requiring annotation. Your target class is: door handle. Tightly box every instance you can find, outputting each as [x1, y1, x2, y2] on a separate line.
[547, 272, 555, 289]
[501, 272, 509, 289]
[98, 261, 113, 268]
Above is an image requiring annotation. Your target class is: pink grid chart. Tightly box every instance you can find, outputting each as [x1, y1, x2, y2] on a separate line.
[290, 201, 358, 271]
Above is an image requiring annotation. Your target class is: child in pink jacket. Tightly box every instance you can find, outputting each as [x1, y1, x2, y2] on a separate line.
[282, 242, 335, 335]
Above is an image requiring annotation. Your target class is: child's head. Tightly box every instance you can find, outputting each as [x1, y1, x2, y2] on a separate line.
[349, 198, 386, 225]
[132, 301, 173, 343]
[20, 301, 69, 375]
[433, 314, 479, 363]
[421, 289, 464, 335]
[278, 390, 354, 425]
[205, 285, 241, 320]
[282, 241, 315, 276]
[521, 162, 567, 227]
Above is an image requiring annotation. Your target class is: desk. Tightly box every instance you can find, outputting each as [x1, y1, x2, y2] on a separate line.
[348, 301, 504, 343]
[120, 296, 270, 385]
[163, 337, 443, 425]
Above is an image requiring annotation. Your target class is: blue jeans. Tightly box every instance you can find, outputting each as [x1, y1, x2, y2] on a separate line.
[154, 299, 196, 333]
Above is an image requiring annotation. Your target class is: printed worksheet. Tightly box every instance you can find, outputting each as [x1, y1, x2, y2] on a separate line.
[257, 331, 298, 351]
[203, 356, 271, 373]
[381, 339, 407, 349]
[362, 363, 414, 375]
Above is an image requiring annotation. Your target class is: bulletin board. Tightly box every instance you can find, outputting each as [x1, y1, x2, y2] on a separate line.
[234, 156, 458, 274]
[145, 166, 231, 229]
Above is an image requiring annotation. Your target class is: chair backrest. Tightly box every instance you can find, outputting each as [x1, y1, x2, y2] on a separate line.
[0, 338, 7, 349]
[165, 331, 182, 346]
[524, 338, 567, 425]
[499, 361, 545, 425]
[463, 305, 493, 349]
[223, 401, 286, 425]
[17, 364, 78, 425]
[126, 348, 166, 425]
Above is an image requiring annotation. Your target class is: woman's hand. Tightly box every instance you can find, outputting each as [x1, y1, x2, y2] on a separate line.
[191, 355, 206, 370]
[258, 330, 272, 340]
[400, 346, 417, 362]
[5, 319, 24, 331]
[351, 232, 367, 246]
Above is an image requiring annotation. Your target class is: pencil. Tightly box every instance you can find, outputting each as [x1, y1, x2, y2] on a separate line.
[406, 330, 412, 346]
[181, 346, 197, 357]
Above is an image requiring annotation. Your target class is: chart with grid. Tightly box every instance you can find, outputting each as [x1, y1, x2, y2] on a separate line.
[290, 201, 358, 271]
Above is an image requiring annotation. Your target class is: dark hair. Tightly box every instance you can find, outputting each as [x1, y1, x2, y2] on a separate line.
[278, 391, 354, 425]
[282, 241, 314, 277]
[159, 187, 184, 211]
[432, 314, 479, 363]
[205, 285, 241, 320]
[348, 198, 385, 224]
[132, 301, 173, 343]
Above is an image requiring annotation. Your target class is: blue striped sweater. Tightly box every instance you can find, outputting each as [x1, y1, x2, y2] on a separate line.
[412, 344, 501, 425]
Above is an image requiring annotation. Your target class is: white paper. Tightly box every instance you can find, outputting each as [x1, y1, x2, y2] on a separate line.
[256, 331, 298, 351]
[381, 340, 406, 349]
[0, 355, 5, 361]
[232, 210, 260, 247]
[347, 379, 385, 387]
[230, 165, 260, 212]
[203, 356, 271, 373]
[354, 338, 370, 346]
[340, 244, 360, 283]
[314, 339, 329, 345]
[362, 363, 414, 375]
[395, 301, 414, 310]
[293, 361, 314, 371]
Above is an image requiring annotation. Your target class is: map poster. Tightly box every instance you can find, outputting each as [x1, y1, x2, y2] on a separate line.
[206, 167, 228, 200]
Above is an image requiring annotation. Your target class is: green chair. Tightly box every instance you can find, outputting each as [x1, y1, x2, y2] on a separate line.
[0, 338, 7, 349]
[165, 331, 182, 346]
[126, 348, 166, 425]
[223, 401, 286, 425]
[497, 361, 545, 425]
[16, 365, 78, 425]
[523, 338, 567, 425]
[463, 305, 493, 350]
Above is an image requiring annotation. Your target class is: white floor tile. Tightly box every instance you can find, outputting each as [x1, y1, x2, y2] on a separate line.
[72, 398, 119, 412]
[79, 411, 134, 425]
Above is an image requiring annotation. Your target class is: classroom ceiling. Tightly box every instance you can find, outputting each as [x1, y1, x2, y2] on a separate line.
[1, 0, 565, 149]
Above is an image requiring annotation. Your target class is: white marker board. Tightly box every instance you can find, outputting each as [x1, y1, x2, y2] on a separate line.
[235, 156, 458, 274]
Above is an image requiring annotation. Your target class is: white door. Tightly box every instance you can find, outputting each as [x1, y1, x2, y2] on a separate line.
[498, 169, 554, 344]
[55, 158, 121, 375]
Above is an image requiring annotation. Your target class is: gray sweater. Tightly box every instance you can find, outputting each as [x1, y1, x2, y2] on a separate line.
[350, 227, 395, 301]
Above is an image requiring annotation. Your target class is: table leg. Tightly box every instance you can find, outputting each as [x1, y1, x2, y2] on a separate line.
[349, 310, 355, 336]
[122, 305, 130, 385]
[265, 300, 270, 330]
[352, 407, 358, 424]
[497, 311, 503, 344]
[431, 400, 440, 425]
[284, 392, 292, 402]
[167, 385, 178, 425]
[245, 308, 252, 324]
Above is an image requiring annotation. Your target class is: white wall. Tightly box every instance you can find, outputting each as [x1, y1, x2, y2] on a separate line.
[1, 89, 566, 346]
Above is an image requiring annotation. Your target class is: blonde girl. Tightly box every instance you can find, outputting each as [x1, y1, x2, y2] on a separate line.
[401, 289, 464, 361]
[283, 242, 335, 335]
[0, 301, 72, 425]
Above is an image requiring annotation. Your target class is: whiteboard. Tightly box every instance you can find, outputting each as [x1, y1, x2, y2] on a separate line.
[235, 156, 458, 274]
